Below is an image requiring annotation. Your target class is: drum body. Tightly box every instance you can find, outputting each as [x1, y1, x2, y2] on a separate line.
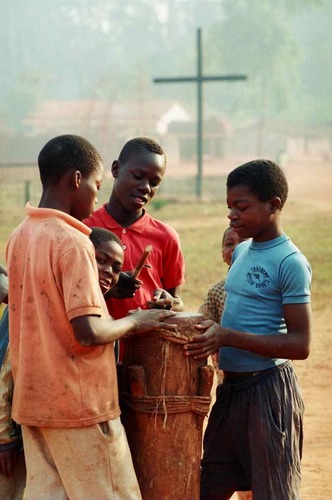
[121, 312, 214, 500]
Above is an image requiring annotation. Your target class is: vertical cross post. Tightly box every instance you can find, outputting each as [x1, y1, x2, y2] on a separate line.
[197, 28, 203, 197]
[154, 28, 247, 198]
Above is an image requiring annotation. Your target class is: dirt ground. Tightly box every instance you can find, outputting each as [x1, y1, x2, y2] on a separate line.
[170, 156, 332, 500]
[286, 159, 332, 500]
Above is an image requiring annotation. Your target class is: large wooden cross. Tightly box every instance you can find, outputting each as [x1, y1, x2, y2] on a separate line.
[154, 28, 247, 198]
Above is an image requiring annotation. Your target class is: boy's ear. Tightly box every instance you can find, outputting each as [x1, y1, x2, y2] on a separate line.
[270, 197, 281, 213]
[111, 160, 120, 178]
[71, 170, 82, 190]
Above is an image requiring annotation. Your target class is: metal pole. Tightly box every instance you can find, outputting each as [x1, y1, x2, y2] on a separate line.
[24, 180, 31, 205]
[197, 28, 203, 198]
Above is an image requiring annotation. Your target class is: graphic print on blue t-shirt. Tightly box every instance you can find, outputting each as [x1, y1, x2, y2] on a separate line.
[246, 266, 271, 289]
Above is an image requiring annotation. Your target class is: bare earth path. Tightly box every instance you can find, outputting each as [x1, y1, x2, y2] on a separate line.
[286, 159, 332, 499]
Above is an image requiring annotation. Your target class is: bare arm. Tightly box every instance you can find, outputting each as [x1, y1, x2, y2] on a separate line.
[184, 303, 312, 361]
[72, 308, 176, 347]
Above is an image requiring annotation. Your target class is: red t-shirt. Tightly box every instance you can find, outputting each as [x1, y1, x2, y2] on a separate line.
[84, 205, 185, 320]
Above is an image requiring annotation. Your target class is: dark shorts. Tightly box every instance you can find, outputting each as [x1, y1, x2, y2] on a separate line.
[201, 361, 304, 500]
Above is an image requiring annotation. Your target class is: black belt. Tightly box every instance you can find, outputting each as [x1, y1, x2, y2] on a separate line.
[223, 362, 287, 383]
[223, 370, 260, 382]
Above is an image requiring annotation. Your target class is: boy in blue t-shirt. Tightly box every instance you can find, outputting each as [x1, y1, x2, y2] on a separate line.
[184, 159, 312, 500]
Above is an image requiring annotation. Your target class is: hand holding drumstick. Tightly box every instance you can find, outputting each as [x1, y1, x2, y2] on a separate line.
[104, 246, 152, 299]
[133, 246, 177, 310]
[132, 245, 153, 279]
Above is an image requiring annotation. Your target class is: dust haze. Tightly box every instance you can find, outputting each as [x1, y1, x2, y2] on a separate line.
[1, 0, 332, 168]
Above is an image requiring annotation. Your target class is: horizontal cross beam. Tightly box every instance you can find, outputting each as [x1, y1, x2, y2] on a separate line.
[154, 75, 247, 84]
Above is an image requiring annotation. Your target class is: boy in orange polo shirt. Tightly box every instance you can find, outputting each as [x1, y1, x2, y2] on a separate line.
[0, 227, 129, 500]
[6, 134, 176, 500]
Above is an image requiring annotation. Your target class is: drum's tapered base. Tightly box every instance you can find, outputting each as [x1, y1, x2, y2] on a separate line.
[121, 313, 214, 500]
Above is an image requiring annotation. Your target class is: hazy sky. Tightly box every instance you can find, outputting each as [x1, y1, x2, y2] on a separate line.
[1, 0, 331, 161]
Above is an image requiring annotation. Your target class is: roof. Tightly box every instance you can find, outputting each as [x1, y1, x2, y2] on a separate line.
[23, 99, 192, 137]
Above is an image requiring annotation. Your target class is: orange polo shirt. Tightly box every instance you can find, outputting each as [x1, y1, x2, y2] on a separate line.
[6, 204, 120, 427]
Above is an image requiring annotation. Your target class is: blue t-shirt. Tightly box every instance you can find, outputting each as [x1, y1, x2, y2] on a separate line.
[220, 234, 312, 372]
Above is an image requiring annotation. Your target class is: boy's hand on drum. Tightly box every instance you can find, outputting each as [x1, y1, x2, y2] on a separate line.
[125, 309, 177, 336]
[183, 320, 222, 359]
[104, 271, 142, 299]
[146, 288, 173, 310]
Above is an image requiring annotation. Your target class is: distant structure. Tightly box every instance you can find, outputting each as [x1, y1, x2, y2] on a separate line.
[21, 99, 232, 166]
[229, 121, 332, 160]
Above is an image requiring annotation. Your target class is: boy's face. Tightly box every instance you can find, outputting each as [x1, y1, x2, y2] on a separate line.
[112, 151, 166, 213]
[222, 228, 241, 267]
[94, 240, 124, 295]
[227, 184, 279, 242]
[73, 164, 103, 221]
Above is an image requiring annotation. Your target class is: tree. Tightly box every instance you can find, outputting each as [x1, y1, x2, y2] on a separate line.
[204, 0, 326, 153]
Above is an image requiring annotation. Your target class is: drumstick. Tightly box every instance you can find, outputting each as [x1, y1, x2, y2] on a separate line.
[132, 245, 153, 279]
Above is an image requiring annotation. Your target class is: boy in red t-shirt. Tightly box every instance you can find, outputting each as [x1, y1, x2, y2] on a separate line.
[84, 137, 186, 360]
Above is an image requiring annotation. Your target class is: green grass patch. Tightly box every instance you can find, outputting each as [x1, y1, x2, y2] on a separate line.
[0, 197, 328, 313]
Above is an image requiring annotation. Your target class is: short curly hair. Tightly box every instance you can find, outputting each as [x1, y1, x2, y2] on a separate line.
[38, 134, 103, 187]
[118, 137, 166, 166]
[89, 227, 123, 249]
[226, 159, 288, 209]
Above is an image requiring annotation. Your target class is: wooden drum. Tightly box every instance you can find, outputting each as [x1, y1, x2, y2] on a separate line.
[120, 312, 214, 500]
